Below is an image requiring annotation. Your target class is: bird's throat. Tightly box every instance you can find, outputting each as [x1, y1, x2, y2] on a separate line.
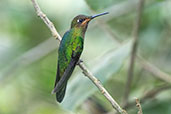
[72, 26, 88, 38]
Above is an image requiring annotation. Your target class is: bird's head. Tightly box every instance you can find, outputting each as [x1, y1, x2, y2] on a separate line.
[71, 12, 109, 29]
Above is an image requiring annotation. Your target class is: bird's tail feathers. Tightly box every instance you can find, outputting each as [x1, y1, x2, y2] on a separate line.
[56, 84, 67, 103]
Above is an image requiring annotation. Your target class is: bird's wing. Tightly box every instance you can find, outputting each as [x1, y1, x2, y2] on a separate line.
[52, 50, 80, 94]
[52, 34, 83, 94]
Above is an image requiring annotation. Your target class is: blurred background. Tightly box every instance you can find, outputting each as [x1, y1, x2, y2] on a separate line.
[0, 0, 171, 114]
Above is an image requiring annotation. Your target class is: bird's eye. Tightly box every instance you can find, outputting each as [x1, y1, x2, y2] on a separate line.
[77, 19, 84, 23]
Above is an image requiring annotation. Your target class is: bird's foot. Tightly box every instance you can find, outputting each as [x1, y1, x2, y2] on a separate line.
[77, 59, 83, 65]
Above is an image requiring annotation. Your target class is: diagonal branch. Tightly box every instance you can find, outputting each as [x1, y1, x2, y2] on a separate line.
[79, 62, 127, 114]
[123, 0, 145, 106]
[30, 0, 127, 113]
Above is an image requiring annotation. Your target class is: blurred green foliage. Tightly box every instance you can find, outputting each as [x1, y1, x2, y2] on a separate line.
[0, 0, 171, 114]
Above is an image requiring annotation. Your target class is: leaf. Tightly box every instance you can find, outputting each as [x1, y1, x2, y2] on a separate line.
[61, 40, 132, 110]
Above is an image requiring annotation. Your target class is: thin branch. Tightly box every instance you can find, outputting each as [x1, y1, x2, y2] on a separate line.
[123, 0, 145, 106]
[78, 62, 127, 114]
[30, 0, 127, 113]
[135, 98, 143, 114]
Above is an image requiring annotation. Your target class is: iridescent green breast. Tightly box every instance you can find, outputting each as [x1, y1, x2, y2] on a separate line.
[58, 28, 84, 78]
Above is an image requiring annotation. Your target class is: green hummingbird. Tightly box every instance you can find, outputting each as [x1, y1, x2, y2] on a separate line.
[52, 12, 109, 102]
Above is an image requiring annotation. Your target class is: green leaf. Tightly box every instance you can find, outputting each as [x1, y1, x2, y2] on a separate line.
[61, 40, 132, 110]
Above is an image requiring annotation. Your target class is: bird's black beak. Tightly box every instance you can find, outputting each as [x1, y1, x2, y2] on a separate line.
[81, 12, 109, 26]
[90, 12, 109, 19]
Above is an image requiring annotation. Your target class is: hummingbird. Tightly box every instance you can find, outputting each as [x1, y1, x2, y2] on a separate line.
[52, 12, 109, 103]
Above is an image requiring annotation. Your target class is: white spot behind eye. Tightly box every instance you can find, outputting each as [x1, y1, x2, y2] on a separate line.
[77, 19, 80, 23]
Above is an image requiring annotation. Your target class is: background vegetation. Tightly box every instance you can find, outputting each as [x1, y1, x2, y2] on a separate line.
[0, 0, 171, 114]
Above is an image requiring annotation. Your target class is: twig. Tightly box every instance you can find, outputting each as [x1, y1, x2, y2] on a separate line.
[30, 0, 127, 113]
[135, 98, 143, 114]
[123, 0, 145, 106]
[124, 84, 171, 109]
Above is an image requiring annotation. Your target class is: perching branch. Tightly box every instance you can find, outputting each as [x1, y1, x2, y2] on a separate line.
[30, 0, 127, 113]
[123, 0, 145, 106]
[79, 62, 127, 114]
